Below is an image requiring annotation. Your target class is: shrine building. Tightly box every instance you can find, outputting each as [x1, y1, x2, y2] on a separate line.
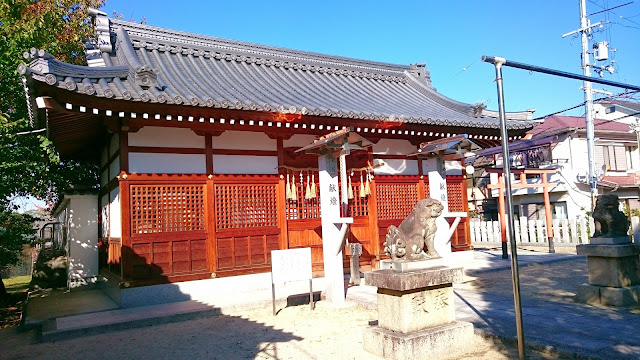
[20, 9, 535, 293]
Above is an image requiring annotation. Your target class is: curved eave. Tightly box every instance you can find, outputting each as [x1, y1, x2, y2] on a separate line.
[23, 61, 532, 132]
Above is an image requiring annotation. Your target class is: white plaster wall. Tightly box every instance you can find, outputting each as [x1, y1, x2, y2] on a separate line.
[100, 169, 109, 187]
[109, 155, 120, 178]
[101, 194, 109, 238]
[128, 126, 205, 148]
[372, 139, 416, 155]
[109, 133, 119, 157]
[593, 103, 638, 125]
[129, 153, 206, 174]
[101, 147, 108, 167]
[65, 195, 99, 287]
[552, 137, 573, 168]
[213, 155, 278, 174]
[212, 131, 276, 151]
[444, 160, 463, 176]
[372, 158, 418, 175]
[283, 134, 317, 148]
[109, 188, 121, 238]
[422, 159, 438, 173]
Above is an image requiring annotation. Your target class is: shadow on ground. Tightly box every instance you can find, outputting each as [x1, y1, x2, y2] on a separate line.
[454, 247, 640, 359]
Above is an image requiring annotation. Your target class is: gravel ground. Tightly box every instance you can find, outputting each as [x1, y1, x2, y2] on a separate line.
[2, 301, 568, 360]
[2, 247, 596, 360]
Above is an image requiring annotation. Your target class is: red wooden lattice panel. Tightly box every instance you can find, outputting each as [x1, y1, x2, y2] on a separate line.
[375, 183, 418, 220]
[341, 183, 369, 217]
[423, 181, 431, 199]
[215, 184, 278, 229]
[130, 184, 205, 234]
[286, 171, 321, 220]
[446, 179, 465, 212]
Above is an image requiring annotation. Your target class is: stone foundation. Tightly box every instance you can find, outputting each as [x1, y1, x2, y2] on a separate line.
[576, 240, 640, 307]
[363, 264, 473, 359]
[363, 321, 474, 360]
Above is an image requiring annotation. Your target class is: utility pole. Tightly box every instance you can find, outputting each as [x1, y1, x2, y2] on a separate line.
[562, 1, 600, 211]
[579, 0, 598, 212]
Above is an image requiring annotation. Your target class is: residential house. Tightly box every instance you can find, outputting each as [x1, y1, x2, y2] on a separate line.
[470, 114, 640, 221]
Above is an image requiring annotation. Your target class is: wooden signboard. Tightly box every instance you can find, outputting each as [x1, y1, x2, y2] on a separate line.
[271, 248, 313, 315]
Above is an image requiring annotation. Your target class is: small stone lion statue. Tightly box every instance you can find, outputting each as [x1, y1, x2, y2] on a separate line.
[592, 194, 629, 238]
[384, 198, 444, 261]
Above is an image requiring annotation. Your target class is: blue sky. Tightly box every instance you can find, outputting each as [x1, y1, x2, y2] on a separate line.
[102, 0, 640, 119]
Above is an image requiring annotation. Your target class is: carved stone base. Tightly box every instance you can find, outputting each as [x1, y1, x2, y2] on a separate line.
[363, 321, 474, 360]
[379, 258, 445, 272]
[576, 283, 640, 306]
[576, 244, 640, 307]
[364, 266, 472, 359]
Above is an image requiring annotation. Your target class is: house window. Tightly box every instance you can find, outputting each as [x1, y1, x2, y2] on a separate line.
[595, 145, 627, 171]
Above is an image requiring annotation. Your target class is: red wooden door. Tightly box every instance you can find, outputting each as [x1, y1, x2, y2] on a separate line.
[212, 176, 281, 277]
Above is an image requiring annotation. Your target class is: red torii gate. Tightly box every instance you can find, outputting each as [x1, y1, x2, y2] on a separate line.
[486, 168, 557, 256]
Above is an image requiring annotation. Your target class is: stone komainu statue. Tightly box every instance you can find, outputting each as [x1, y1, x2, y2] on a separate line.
[384, 198, 444, 261]
[592, 194, 629, 238]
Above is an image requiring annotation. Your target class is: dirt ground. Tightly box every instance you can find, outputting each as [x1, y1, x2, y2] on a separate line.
[2, 300, 571, 360]
[1, 248, 591, 359]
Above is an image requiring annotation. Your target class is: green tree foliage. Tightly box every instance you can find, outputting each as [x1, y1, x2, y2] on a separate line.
[0, 1, 104, 288]
[0, 211, 36, 299]
[0, 0, 105, 209]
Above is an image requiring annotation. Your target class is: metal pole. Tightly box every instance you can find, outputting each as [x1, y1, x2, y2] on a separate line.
[480, 56, 640, 92]
[492, 56, 526, 360]
[580, 0, 598, 212]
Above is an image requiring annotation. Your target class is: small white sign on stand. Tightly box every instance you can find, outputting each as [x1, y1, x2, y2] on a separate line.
[271, 248, 313, 315]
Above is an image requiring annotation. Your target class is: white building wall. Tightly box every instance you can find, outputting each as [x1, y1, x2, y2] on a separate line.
[283, 134, 317, 148]
[109, 156, 120, 178]
[372, 139, 416, 155]
[101, 194, 109, 238]
[129, 153, 206, 174]
[109, 133, 119, 156]
[373, 158, 419, 175]
[213, 155, 278, 174]
[129, 126, 205, 148]
[109, 188, 121, 238]
[212, 131, 276, 151]
[53, 195, 99, 289]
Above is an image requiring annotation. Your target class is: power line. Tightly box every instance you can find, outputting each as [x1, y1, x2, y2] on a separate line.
[532, 90, 640, 120]
[588, 1, 634, 16]
[588, 0, 640, 26]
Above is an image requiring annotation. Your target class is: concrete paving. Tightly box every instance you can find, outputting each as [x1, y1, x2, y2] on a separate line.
[25, 247, 640, 359]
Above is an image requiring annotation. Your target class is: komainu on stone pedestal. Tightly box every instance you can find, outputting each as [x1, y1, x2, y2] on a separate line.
[592, 194, 629, 238]
[383, 198, 444, 261]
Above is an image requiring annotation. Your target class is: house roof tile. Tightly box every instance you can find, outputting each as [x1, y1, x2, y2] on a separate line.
[20, 13, 534, 131]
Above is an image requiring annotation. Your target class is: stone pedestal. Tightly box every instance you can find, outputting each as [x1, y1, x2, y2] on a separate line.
[576, 238, 640, 307]
[363, 265, 473, 360]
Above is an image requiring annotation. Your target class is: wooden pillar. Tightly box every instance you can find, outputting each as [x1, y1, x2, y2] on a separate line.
[206, 177, 217, 274]
[417, 158, 426, 200]
[119, 178, 132, 280]
[119, 129, 129, 173]
[277, 137, 289, 250]
[542, 173, 555, 253]
[205, 134, 213, 174]
[367, 151, 380, 268]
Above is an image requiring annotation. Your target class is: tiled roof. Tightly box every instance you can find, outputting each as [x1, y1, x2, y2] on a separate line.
[19, 11, 534, 131]
[528, 115, 631, 137]
[599, 174, 638, 189]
